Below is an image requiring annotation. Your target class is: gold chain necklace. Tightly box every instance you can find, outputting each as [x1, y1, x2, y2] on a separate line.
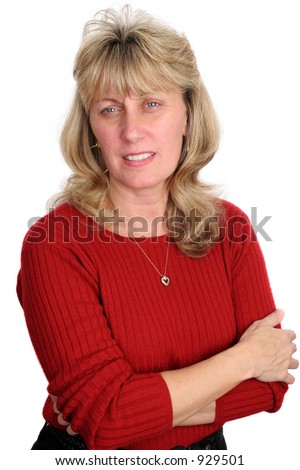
[132, 236, 170, 286]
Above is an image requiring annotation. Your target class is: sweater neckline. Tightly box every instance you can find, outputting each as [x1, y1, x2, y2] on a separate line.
[102, 229, 171, 244]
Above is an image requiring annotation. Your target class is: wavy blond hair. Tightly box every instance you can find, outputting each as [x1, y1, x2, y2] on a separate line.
[53, 5, 222, 257]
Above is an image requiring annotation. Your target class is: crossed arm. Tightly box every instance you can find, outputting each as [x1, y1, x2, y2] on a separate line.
[51, 309, 298, 433]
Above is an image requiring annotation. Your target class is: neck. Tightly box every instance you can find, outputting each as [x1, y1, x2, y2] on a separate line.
[106, 182, 169, 237]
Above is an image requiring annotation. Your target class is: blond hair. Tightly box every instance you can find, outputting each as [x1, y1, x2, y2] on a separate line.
[54, 5, 222, 257]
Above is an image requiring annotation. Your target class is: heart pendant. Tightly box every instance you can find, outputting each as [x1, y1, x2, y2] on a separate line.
[161, 276, 170, 286]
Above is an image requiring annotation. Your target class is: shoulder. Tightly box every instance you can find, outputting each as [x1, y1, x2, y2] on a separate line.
[216, 198, 254, 242]
[22, 203, 97, 247]
[218, 198, 249, 220]
[214, 198, 263, 272]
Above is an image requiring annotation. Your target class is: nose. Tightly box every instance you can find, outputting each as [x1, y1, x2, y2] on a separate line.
[120, 109, 144, 143]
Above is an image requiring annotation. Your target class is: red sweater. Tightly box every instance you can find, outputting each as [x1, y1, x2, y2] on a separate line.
[17, 200, 287, 449]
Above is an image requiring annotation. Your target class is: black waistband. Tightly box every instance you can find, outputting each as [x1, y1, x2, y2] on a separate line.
[33, 422, 225, 450]
[172, 428, 226, 450]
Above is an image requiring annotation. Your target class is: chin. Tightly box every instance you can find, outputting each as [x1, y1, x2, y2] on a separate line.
[130, 180, 166, 191]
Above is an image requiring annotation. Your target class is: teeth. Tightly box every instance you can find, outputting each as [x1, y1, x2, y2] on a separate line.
[124, 153, 154, 161]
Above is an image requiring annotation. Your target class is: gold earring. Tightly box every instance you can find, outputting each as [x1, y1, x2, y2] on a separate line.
[90, 143, 109, 175]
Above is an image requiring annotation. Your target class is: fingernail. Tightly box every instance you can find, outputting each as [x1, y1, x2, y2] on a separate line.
[67, 425, 78, 436]
[58, 414, 70, 426]
[53, 402, 60, 414]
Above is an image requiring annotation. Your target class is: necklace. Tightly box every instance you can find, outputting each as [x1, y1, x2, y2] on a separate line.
[132, 236, 170, 286]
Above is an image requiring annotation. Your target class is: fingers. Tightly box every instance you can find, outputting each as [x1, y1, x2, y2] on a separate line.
[49, 394, 79, 435]
[284, 373, 296, 385]
[51, 397, 70, 426]
[273, 345, 299, 384]
[282, 356, 299, 383]
[53, 401, 61, 415]
[67, 424, 78, 436]
[244, 308, 298, 383]
[289, 357, 299, 370]
[285, 329, 297, 342]
[58, 414, 71, 426]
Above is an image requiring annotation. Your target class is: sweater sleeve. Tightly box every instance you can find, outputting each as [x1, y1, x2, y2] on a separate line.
[215, 203, 288, 425]
[18, 238, 173, 449]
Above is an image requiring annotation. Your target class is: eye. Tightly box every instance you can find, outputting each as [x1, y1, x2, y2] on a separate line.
[101, 107, 117, 114]
[146, 101, 160, 109]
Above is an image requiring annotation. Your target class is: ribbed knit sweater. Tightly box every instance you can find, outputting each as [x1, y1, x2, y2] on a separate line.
[17, 200, 287, 450]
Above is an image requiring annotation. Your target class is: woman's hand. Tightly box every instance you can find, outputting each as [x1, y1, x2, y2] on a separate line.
[237, 309, 298, 384]
[162, 309, 298, 427]
[50, 310, 298, 430]
[50, 394, 78, 435]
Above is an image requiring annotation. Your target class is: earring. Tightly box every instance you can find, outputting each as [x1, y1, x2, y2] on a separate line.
[90, 143, 109, 175]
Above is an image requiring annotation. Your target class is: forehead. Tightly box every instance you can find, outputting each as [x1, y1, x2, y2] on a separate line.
[93, 88, 183, 103]
[93, 79, 177, 102]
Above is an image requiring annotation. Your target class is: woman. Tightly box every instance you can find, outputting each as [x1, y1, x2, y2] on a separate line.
[17, 5, 298, 450]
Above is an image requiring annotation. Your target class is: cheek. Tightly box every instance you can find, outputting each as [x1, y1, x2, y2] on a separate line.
[168, 111, 187, 140]
[158, 116, 186, 142]
[90, 123, 111, 151]
[169, 120, 187, 151]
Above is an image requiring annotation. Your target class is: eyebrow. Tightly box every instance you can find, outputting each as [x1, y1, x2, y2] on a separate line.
[97, 93, 165, 104]
[98, 98, 123, 105]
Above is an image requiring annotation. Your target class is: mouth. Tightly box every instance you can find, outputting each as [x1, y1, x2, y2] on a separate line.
[123, 152, 155, 162]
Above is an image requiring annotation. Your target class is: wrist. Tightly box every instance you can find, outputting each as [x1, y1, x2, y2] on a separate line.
[225, 343, 255, 382]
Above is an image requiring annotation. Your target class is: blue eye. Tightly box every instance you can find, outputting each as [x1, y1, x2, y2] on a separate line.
[146, 101, 159, 108]
[102, 107, 117, 113]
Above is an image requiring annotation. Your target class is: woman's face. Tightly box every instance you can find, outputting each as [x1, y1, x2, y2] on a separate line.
[89, 89, 188, 195]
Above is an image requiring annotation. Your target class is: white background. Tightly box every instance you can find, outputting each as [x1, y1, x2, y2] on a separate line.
[1, 0, 299, 468]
